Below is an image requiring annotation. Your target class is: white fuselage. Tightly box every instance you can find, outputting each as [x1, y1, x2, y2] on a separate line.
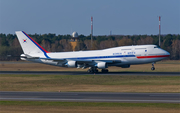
[16, 31, 170, 72]
[24, 45, 170, 67]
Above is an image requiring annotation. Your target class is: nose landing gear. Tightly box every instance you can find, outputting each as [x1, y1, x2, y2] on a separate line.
[151, 62, 155, 70]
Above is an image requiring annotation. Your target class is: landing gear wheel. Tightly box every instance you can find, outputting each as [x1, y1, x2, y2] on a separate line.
[87, 69, 92, 73]
[87, 68, 98, 73]
[101, 69, 109, 73]
[151, 67, 155, 70]
[94, 69, 98, 73]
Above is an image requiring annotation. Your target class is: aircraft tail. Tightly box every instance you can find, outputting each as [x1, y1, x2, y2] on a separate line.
[15, 31, 49, 54]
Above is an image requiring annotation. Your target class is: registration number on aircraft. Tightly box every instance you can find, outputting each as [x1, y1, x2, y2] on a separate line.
[113, 52, 135, 55]
[113, 53, 122, 55]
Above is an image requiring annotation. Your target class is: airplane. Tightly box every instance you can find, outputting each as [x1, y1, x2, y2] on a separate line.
[15, 31, 170, 73]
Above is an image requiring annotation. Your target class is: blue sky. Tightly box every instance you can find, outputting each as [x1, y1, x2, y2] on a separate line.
[0, 0, 179, 35]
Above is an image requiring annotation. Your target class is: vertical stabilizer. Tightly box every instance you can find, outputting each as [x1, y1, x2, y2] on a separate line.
[15, 31, 49, 54]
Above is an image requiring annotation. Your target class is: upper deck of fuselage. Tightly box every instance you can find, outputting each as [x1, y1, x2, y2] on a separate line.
[50, 45, 156, 53]
[46, 45, 157, 58]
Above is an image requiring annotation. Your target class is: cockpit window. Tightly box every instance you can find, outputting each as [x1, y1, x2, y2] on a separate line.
[154, 45, 160, 48]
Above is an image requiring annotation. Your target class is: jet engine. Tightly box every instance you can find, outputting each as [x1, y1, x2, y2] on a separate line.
[65, 61, 77, 68]
[96, 62, 108, 69]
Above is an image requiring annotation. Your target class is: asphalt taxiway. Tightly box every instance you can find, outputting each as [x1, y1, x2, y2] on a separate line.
[0, 91, 179, 103]
[0, 71, 180, 76]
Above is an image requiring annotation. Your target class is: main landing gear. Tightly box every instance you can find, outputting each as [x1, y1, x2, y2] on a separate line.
[87, 67, 98, 73]
[101, 69, 108, 73]
[151, 62, 155, 71]
[87, 67, 109, 73]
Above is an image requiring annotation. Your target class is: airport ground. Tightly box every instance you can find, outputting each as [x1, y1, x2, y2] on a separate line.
[0, 60, 179, 113]
[0, 73, 179, 92]
[0, 101, 179, 113]
[0, 60, 180, 72]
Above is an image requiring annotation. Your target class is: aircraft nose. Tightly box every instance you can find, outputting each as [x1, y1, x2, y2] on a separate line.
[162, 49, 170, 57]
[166, 51, 170, 56]
[164, 49, 170, 55]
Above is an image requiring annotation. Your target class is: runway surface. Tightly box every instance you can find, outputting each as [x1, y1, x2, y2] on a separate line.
[0, 71, 180, 75]
[0, 91, 179, 103]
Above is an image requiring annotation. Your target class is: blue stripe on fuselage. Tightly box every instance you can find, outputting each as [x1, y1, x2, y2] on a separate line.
[73, 55, 135, 60]
[43, 55, 136, 60]
[44, 53, 50, 58]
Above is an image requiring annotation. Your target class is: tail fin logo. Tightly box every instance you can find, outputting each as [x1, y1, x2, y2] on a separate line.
[23, 39, 27, 43]
[16, 31, 50, 58]
[22, 31, 49, 53]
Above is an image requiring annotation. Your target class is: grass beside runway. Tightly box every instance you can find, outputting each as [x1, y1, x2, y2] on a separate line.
[1, 101, 179, 108]
[0, 101, 179, 113]
[0, 74, 179, 92]
[0, 60, 180, 72]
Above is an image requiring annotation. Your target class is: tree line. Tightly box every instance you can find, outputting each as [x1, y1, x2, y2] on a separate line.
[0, 33, 179, 60]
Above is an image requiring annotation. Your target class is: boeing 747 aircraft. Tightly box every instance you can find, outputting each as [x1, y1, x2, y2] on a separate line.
[15, 31, 170, 73]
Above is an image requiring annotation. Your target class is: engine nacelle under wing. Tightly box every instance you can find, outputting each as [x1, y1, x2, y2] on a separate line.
[66, 61, 77, 68]
[97, 62, 108, 69]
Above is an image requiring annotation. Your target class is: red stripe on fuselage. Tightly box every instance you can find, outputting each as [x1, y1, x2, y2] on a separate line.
[136, 55, 170, 59]
[23, 31, 50, 53]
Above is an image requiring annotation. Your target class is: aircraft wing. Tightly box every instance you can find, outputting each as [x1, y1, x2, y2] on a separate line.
[22, 54, 121, 68]
[43, 58, 121, 64]
[39, 57, 122, 64]
[43, 58, 94, 64]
